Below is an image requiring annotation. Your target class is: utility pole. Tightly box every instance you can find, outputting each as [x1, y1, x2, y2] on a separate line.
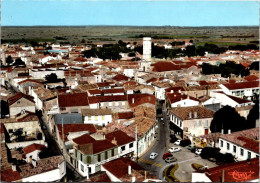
[135, 125, 138, 163]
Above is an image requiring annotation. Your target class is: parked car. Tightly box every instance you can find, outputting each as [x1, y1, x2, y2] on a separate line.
[163, 153, 173, 160]
[165, 156, 177, 163]
[180, 139, 191, 147]
[195, 148, 203, 155]
[168, 147, 181, 153]
[150, 152, 158, 159]
[173, 140, 181, 145]
[187, 145, 196, 151]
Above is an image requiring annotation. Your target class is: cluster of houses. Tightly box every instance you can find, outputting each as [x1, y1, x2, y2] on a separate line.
[0, 37, 259, 182]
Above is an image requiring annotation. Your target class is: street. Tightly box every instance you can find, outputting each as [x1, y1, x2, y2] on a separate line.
[137, 101, 218, 181]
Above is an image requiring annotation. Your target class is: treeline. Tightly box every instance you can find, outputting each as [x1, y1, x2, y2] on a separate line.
[201, 61, 250, 78]
[82, 40, 133, 60]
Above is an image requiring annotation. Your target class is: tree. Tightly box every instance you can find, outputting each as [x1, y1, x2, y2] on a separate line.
[45, 73, 58, 83]
[246, 101, 259, 129]
[210, 106, 246, 134]
[6, 56, 13, 65]
[13, 58, 25, 66]
[249, 61, 259, 70]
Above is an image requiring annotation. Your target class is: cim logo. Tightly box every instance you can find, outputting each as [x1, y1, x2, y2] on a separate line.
[228, 170, 254, 181]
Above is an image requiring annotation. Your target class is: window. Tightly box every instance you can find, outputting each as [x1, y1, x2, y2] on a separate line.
[205, 120, 208, 127]
[88, 116, 91, 121]
[105, 151, 108, 159]
[88, 167, 91, 174]
[180, 121, 182, 128]
[81, 164, 84, 172]
[97, 154, 101, 162]
[61, 107, 66, 111]
[240, 148, 244, 156]
[121, 146, 125, 151]
[87, 156, 91, 164]
[129, 143, 134, 148]
[198, 120, 202, 126]
[248, 152, 251, 159]
[17, 101, 20, 104]
[101, 116, 105, 120]
[80, 154, 83, 161]
[8, 129, 13, 133]
[227, 143, 230, 150]
[233, 145, 236, 153]
[111, 149, 114, 156]
[95, 116, 98, 121]
[220, 140, 223, 147]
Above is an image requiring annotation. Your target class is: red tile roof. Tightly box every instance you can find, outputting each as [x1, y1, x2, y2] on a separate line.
[170, 106, 214, 120]
[244, 75, 259, 82]
[8, 92, 35, 105]
[102, 158, 143, 179]
[202, 158, 259, 182]
[18, 79, 43, 85]
[152, 61, 181, 72]
[75, 139, 116, 154]
[223, 81, 259, 90]
[23, 143, 46, 154]
[1, 168, 22, 182]
[105, 130, 135, 146]
[220, 127, 259, 153]
[127, 94, 155, 108]
[165, 86, 185, 93]
[72, 133, 96, 145]
[112, 74, 129, 81]
[118, 112, 134, 119]
[102, 88, 125, 94]
[166, 92, 199, 104]
[89, 171, 111, 182]
[57, 124, 97, 141]
[88, 95, 127, 104]
[58, 92, 88, 107]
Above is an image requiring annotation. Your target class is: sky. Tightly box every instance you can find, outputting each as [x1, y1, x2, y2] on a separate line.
[1, 0, 259, 26]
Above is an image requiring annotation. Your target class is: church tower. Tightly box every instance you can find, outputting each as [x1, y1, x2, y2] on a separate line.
[140, 37, 152, 72]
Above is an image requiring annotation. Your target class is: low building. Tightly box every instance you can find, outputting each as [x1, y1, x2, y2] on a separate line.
[101, 157, 161, 182]
[169, 106, 214, 140]
[8, 92, 36, 117]
[218, 127, 259, 161]
[82, 108, 112, 126]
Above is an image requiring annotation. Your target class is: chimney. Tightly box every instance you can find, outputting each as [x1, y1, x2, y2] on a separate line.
[145, 170, 147, 180]
[199, 102, 203, 107]
[171, 90, 173, 93]
[132, 176, 136, 182]
[12, 164, 16, 171]
[32, 159, 37, 167]
[128, 165, 132, 175]
[132, 98, 135, 103]
[112, 137, 117, 145]
[194, 112, 197, 118]
[222, 170, 225, 182]
[221, 129, 224, 134]
[178, 89, 181, 93]
[189, 112, 192, 119]
[228, 129, 231, 134]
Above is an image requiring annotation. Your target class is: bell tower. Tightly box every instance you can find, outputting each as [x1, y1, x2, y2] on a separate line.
[140, 37, 152, 72]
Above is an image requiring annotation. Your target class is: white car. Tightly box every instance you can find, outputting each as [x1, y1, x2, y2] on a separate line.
[173, 140, 181, 145]
[168, 147, 181, 153]
[150, 152, 158, 159]
[195, 148, 202, 155]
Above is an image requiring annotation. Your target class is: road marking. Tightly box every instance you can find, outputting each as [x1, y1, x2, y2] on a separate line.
[138, 158, 164, 168]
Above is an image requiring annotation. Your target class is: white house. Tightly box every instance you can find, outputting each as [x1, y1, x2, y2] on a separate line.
[219, 81, 259, 99]
[210, 91, 255, 108]
[82, 109, 113, 126]
[166, 92, 199, 109]
[39, 55, 56, 64]
[218, 127, 259, 161]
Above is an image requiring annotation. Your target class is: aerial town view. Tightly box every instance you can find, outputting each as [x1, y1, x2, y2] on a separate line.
[0, 1, 259, 182]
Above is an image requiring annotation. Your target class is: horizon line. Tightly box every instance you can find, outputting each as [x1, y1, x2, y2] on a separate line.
[2, 25, 259, 27]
